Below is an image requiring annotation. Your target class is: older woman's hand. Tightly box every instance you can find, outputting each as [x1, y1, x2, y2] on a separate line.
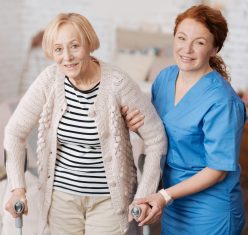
[5, 188, 28, 218]
[121, 106, 144, 132]
[134, 193, 166, 226]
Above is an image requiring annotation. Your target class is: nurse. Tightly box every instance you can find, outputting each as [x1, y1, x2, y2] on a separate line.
[124, 4, 246, 235]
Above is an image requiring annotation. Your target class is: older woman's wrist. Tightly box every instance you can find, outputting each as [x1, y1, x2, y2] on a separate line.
[12, 188, 26, 195]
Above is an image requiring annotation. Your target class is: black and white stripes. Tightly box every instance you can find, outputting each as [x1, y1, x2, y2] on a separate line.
[53, 77, 109, 195]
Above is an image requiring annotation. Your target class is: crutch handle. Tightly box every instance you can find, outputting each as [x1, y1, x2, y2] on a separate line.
[14, 201, 25, 228]
[131, 206, 142, 220]
[14, 201, 25, 215]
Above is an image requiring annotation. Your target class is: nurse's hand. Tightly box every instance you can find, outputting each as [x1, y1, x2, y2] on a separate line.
[5, 188, 28, 218]
[134, 193, 166, 226]
[121, 106, 144, 132]
[128, 202, 151, 224]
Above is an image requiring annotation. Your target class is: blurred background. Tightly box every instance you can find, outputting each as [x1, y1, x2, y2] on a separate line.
[0, 0, 247, 234]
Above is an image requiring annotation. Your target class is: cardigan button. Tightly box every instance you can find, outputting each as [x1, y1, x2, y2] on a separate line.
[88, 110, 96, 118]
[115, 136, 121, 142]
[101, 131, 108, 138]
[38, 166, 43, 172]
[105, 156, 112, 162]
[109, 181, 116, 187]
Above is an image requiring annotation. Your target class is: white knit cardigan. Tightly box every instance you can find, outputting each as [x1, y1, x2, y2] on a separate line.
[4, 61, 167, 235]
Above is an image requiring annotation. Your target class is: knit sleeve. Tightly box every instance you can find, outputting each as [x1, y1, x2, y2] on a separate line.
[112, 67, 167, 198]
[4, 65, 56, 191]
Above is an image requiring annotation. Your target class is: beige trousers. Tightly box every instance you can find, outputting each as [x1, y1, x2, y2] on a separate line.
[48, 190, 122, 235]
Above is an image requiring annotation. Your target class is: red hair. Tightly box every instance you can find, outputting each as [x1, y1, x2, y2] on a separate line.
[174, 4, 230, 81]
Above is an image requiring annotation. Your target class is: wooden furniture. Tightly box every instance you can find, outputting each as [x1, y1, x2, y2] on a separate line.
[240, 122, 248, 177]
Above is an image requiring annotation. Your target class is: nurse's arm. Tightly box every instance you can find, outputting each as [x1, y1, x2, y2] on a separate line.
[165, 167, 227, 200]
[136, 167, 227, 226]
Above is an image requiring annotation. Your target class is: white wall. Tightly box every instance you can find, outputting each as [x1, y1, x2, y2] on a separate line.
[0, 0, 247, 101]
[0, 1, 23, 99]
[221, 0, 248, 91]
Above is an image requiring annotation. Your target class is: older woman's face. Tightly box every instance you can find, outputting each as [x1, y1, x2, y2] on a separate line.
[52, 23, 90, 81]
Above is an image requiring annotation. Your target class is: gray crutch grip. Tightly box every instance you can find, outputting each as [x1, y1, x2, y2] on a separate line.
[131, 206, 142, 220]
[15, 217, 23, 228]
[14, 201, 25, 228]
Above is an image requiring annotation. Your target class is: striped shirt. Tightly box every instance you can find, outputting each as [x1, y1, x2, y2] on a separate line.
[53, 77, 109, 196]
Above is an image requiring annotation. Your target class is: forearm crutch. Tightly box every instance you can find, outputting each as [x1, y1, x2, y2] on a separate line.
[14, 201, 25, 235]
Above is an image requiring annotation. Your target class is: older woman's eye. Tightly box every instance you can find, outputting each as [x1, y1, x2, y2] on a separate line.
[54, 47, 62, 53]
[71, 44, 79, 49]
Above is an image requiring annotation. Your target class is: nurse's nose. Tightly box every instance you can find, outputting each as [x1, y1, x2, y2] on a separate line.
[184, 41, 194, 53]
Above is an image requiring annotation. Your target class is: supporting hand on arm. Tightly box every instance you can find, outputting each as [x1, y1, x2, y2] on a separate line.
[121, 106, 144, 133]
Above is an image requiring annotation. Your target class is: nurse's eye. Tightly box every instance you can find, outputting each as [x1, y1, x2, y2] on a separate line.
[196, 41, 205, 46]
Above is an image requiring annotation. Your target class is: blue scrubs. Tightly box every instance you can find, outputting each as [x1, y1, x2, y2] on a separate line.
[152, 65, 246, 235]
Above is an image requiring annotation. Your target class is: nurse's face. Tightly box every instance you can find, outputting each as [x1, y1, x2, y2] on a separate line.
[173, 18, 217, 74]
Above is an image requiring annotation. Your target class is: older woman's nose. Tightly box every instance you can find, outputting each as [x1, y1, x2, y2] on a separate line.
[64, 48, 74, 60]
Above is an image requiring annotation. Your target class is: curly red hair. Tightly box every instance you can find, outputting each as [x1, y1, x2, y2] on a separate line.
[174, 5, 230, 81]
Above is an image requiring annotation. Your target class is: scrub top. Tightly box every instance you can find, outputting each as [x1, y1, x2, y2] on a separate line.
[152, 65, 246, 235]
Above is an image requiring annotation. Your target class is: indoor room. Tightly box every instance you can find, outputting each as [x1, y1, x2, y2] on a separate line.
[0, 0, 247, 234]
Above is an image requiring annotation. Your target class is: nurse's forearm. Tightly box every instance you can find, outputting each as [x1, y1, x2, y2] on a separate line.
[165, 167, 227, 200]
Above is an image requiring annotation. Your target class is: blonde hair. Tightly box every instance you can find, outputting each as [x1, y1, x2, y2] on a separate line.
[42, 13, 100, 59]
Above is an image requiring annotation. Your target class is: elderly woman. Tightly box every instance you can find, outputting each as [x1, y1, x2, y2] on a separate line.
[4, 13, 166, 235]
